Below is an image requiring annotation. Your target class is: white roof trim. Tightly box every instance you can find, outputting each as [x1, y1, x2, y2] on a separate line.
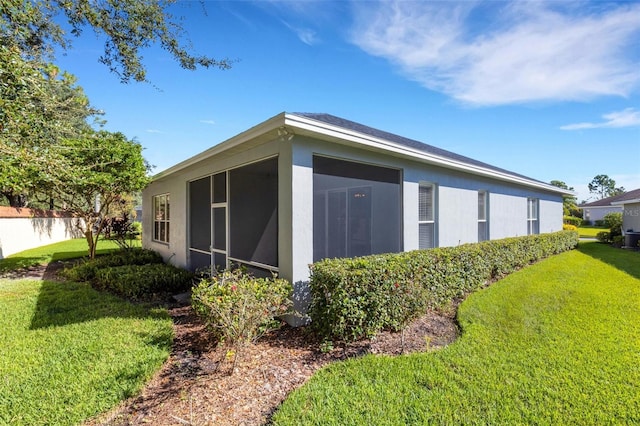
[284, 114, 572, 195]
[152, 113, 285, 180]
[612, 198, 640, 205]
[152, 112, 572, 196]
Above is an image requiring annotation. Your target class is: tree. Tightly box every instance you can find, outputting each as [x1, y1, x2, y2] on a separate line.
[52, 131, 150, 258]
[0, 45, 99, 206]
[588, 175, 625, 200]
[550, 180, 581, 217]
[1, 0, 232, 83]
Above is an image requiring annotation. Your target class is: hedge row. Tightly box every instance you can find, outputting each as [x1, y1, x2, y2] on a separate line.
[63, 248, 164, 282]
[94, 263, 194, 301]
[563, 216, 582, 227]
[63, 248, 193, 301]
[309, 230, 579, 341]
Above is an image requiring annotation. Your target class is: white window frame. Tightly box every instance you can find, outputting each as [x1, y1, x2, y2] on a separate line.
[527, 197, 539, 235]
[418, 182, 436, 249]
[153, 193, 170, 244]
[478, 190, 489, 242]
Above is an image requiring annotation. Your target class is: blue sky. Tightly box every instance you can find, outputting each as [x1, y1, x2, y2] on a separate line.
[54, 0, 640, 203]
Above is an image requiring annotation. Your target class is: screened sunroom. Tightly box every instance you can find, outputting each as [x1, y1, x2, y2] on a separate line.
[142, 112, 568, 321]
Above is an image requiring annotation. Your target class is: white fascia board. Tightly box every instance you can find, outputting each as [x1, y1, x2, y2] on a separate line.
[612, 198, 640, 205]
[284, 114, 573, 196]
[152, 112, 287, 180]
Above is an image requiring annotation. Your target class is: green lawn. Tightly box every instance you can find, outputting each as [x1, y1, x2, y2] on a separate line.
[577, 225, 606, 238]
[0, 238, 140, 274]
[273, 241, 640, 424]
[0, 278, 172, 425]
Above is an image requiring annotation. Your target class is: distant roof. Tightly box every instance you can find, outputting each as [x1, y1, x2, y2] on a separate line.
[294, 113, 545, 185]
[580, 188, 640, 207]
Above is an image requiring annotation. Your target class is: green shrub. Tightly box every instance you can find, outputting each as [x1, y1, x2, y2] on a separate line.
[63, 248, 163, 282]
[581, 219, 592, 226]
[594, 219, 605, 227]
[309, 231, 579, 341]
[94, 263, 193, 300]
[596, 231, 611, 243]
[611, 235, 625, 248]
[191, 269, 293, 346]
[563, 216, 582, 226]
[603, 212, 623, 239]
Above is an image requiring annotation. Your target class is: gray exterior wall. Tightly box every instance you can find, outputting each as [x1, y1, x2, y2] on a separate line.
[582, 205, 623, 222]
[622, 202, 640, 233]
[143, 135, 288, 269]
[143, 132, 564, 318]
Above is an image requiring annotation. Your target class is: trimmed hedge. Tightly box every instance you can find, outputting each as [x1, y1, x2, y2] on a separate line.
[309, 230, 579, 341]
[94, 263, 194, 300]
[563, 216, 582, 227]
[62, 248, 192, 301]
[62, 248, 164, 282]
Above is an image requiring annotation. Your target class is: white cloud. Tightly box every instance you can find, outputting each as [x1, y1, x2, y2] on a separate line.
[560, 108, 640, 130]
[200, 120, 216, 125]
[350, 1, 640, 106]
[281, 20, 319, 45]
[146, 129, 163, 134]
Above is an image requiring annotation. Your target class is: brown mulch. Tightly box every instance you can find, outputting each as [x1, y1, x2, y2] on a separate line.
[4, 264, 459, 426]
[86, 304, 459, 426]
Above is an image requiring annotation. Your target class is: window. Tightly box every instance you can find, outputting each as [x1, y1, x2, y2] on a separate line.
[478, 191, 488, 242]
[527, 197, 539, 235]
[153, 194, 170, 243]
[313, 156, 402, 262]
[419, 183, 436, 249]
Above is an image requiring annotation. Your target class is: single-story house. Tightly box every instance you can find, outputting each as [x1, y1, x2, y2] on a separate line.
[611, 188, 640, 247]
[579, 193, 626, 223]
[142, 112, 571, 316]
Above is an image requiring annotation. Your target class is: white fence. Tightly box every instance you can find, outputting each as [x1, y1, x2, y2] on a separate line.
[0, 207, 83, 259]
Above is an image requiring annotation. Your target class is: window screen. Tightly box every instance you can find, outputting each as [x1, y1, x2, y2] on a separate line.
[418, 183, 435, 249]
[229, 158, 278, 267]
[153, 193, 170, 243]
[478, 191, 488, 242]
[189, 177, 211, 251]
[313, 156, 401, 262]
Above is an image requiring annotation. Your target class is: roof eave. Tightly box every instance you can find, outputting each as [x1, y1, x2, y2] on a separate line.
[612, 198, 640, 205]
[284, 113, 572, 196]
[151, 112, 287, 180]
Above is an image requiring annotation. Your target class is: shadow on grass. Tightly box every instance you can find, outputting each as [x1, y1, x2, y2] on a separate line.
[577, 240, 640, 280]
[29, 279, 170, 335]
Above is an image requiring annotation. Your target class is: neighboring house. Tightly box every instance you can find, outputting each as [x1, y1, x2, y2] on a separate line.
[579, 193, 627, 223]
[143, 112, 571, 317]
[611, 189, 640, 244]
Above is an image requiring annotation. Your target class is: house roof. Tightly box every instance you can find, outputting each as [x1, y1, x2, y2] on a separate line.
[153, 112, 572, 195]
[294, 112, 547, 185]
[580, 188, 640, 207]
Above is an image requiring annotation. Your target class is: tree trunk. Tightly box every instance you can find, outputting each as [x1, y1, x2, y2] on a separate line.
[2, 192, 28, 207]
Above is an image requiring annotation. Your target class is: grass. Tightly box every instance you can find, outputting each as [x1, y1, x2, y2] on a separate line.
[577, 225, 607, 238]
[272, 241, 640, 425]
[0, 238, 141, 274]
[0, 278, 173, 425]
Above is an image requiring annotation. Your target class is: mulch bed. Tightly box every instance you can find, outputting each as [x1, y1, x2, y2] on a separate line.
[3, 264, 460, 426]
[87, 304, 459, 426]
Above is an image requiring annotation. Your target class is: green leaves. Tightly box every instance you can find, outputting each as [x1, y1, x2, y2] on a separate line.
[309, 231, 580, 342]
[2, 0, 233, 83]
[192, 269, 293, 348]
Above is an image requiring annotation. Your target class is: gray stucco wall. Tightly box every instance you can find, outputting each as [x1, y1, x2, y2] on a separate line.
[143, 136, 287, 269]
[622, 202, 640, 232]
[582, 205, 623, 223]
[144, 132, 564, 316]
